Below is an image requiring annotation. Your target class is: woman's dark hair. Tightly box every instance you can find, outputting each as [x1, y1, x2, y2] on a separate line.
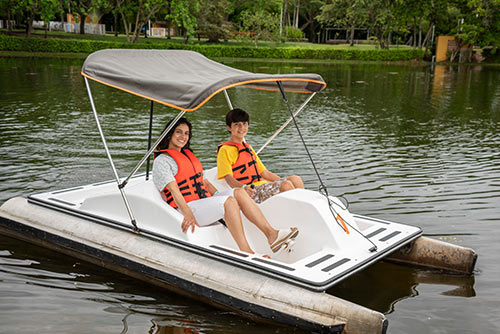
[157, 117, 192, 151]
[225, 108, 250, 127]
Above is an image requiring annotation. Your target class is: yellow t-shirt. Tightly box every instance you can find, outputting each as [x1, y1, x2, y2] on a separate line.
[217, 144, 268, 187]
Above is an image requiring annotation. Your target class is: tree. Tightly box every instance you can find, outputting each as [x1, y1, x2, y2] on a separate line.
[0, 0, 17, 31]
[168, 0, 199, 43]
[115, 0, 165, 43]
[240, 9, 280, 46]
[69, 0, 91, 34]
[40, 0, 62, 37]
[197, 0, 233, 43]
[451, 0, 500, 60]
[317, 0, 368, 46]
[15, 0, 61, 38]
[300, 0, 325, 43]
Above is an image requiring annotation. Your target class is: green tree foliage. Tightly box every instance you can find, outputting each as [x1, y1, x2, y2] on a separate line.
[115, 0, 165, 43]
[69, 0, 113, 35]
[167, 0, 199, 44]
[196, 0, 233, 43]
[300, 0, 326, 42]
[365, 0, 397, 49]
[14, 0, 61, 38]
[240, 9, 280, 46]
[0, 0, 18, 31]
[317, 0, 368, 46]
[454, 0, 500, 50]
[316, 0, 499, 55]
[69, 0, 91, 34]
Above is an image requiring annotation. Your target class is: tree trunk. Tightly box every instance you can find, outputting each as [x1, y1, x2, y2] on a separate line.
[134, 24, 144, 43]
[44, 24, 48, 38]
[116, 0, 131, 42]
[294, 0, 300, 28]
[7, 9, 12, 32]
[418, 16, 422, 49]
[80, 15, 85, 34]
[377, 29, 385, 49]
[309, 20, 316, 43]
[132, 2, 143, 43]
[283, 0, 288, 28]
[412, 18, 417, 48]
[133, 2, 162, 43]
[25, 8, 34, 38]
[422, 23, 434, 56]
[114, 11, 118, 37]
[350, 26, 355, 46]
[167, 0, 171, 39]
[307, 6, 315, 43]
[449, 39, 462, 62]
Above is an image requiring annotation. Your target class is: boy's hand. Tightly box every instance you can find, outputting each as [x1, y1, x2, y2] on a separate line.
[244, 186, 256, 197]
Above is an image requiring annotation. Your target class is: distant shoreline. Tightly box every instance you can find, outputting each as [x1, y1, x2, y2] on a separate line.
[0, 32, 425, 62]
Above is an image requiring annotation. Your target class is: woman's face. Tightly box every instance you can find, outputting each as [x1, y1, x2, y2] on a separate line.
[168, 123, 190, 151]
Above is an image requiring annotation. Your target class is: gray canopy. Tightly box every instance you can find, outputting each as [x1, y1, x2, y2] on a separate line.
[81, 49, 326, 111]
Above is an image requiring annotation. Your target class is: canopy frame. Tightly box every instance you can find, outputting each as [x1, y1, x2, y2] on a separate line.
[145, 101, 154, 180]
[121, 110, 186, 189]
[84, 77, 138, 231]
[85, 80, 320, 231]
[82, 50, 327, 231]
[256, 92, 316, 155]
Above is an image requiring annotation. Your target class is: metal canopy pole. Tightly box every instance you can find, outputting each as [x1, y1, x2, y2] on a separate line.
[84, 77, 139, 231]
[256, 92, 316, 155]
[223, 90, 233, 110]
[145, 101, 154, 180]
[121, 109, 186, 188]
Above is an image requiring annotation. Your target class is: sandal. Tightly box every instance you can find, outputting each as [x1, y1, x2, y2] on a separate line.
[270, 227, 299, 253]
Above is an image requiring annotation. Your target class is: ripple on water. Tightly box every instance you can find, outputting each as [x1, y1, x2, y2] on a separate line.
[1, 58, 499, 334]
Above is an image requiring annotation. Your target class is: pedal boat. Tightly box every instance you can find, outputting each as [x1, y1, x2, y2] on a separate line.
[0, 50, 477, 334]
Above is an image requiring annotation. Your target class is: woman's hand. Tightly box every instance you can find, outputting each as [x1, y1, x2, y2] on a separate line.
[181, 211, 199, 233]
[165, 181, 200, 233]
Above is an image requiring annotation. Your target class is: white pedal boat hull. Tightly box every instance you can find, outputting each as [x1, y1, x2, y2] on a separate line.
[1, 196, 387, 334]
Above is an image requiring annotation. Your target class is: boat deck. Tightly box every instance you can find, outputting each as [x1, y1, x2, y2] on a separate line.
[27, 174, 422, 291]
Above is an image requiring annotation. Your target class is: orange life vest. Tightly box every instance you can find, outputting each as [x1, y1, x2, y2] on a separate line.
[217, 141, 263, 185]
[154, 148, 210, 208]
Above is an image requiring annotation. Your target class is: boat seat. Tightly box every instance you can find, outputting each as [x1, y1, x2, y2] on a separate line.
[204, 167, 231, 192]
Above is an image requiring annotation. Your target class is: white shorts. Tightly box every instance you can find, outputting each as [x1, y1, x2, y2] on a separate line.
[186, 189, 234, 227]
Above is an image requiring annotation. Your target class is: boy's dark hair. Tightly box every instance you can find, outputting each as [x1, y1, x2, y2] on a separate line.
[225, 108, 250, 127]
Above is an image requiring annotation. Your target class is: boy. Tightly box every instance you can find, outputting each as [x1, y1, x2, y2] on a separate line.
[217, 108, 304, 204]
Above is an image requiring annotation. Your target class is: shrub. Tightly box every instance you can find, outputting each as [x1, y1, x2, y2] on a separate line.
[0, 34, 425, 61]
[285, 27, 304, 41]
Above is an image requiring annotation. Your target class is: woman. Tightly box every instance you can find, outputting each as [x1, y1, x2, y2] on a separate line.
[152, 117, 298, 255]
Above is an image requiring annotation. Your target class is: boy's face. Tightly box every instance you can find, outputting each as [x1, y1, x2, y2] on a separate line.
[227, 121, 248, 141]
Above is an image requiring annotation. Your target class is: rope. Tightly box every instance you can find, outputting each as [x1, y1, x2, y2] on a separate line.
[276, 81, 377, 252]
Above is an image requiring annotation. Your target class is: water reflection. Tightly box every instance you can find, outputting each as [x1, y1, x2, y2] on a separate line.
[328, 261, 475, 314]
[0, 234, 298, 334]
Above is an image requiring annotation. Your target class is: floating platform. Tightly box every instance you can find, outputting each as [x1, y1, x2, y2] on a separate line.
[1, 196, 389, 334]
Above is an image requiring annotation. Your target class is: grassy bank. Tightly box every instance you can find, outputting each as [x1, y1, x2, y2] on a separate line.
[0, 32, 425, 61]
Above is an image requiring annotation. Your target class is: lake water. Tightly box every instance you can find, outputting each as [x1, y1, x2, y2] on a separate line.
[0, 57, 499, 333]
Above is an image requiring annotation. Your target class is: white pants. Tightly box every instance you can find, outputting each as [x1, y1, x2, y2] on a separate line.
[186, 189, 234, 226]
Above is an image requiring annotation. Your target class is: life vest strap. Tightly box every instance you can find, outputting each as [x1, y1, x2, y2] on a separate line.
[232, 164, 247, 173]
[251, 174, 262, 181]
